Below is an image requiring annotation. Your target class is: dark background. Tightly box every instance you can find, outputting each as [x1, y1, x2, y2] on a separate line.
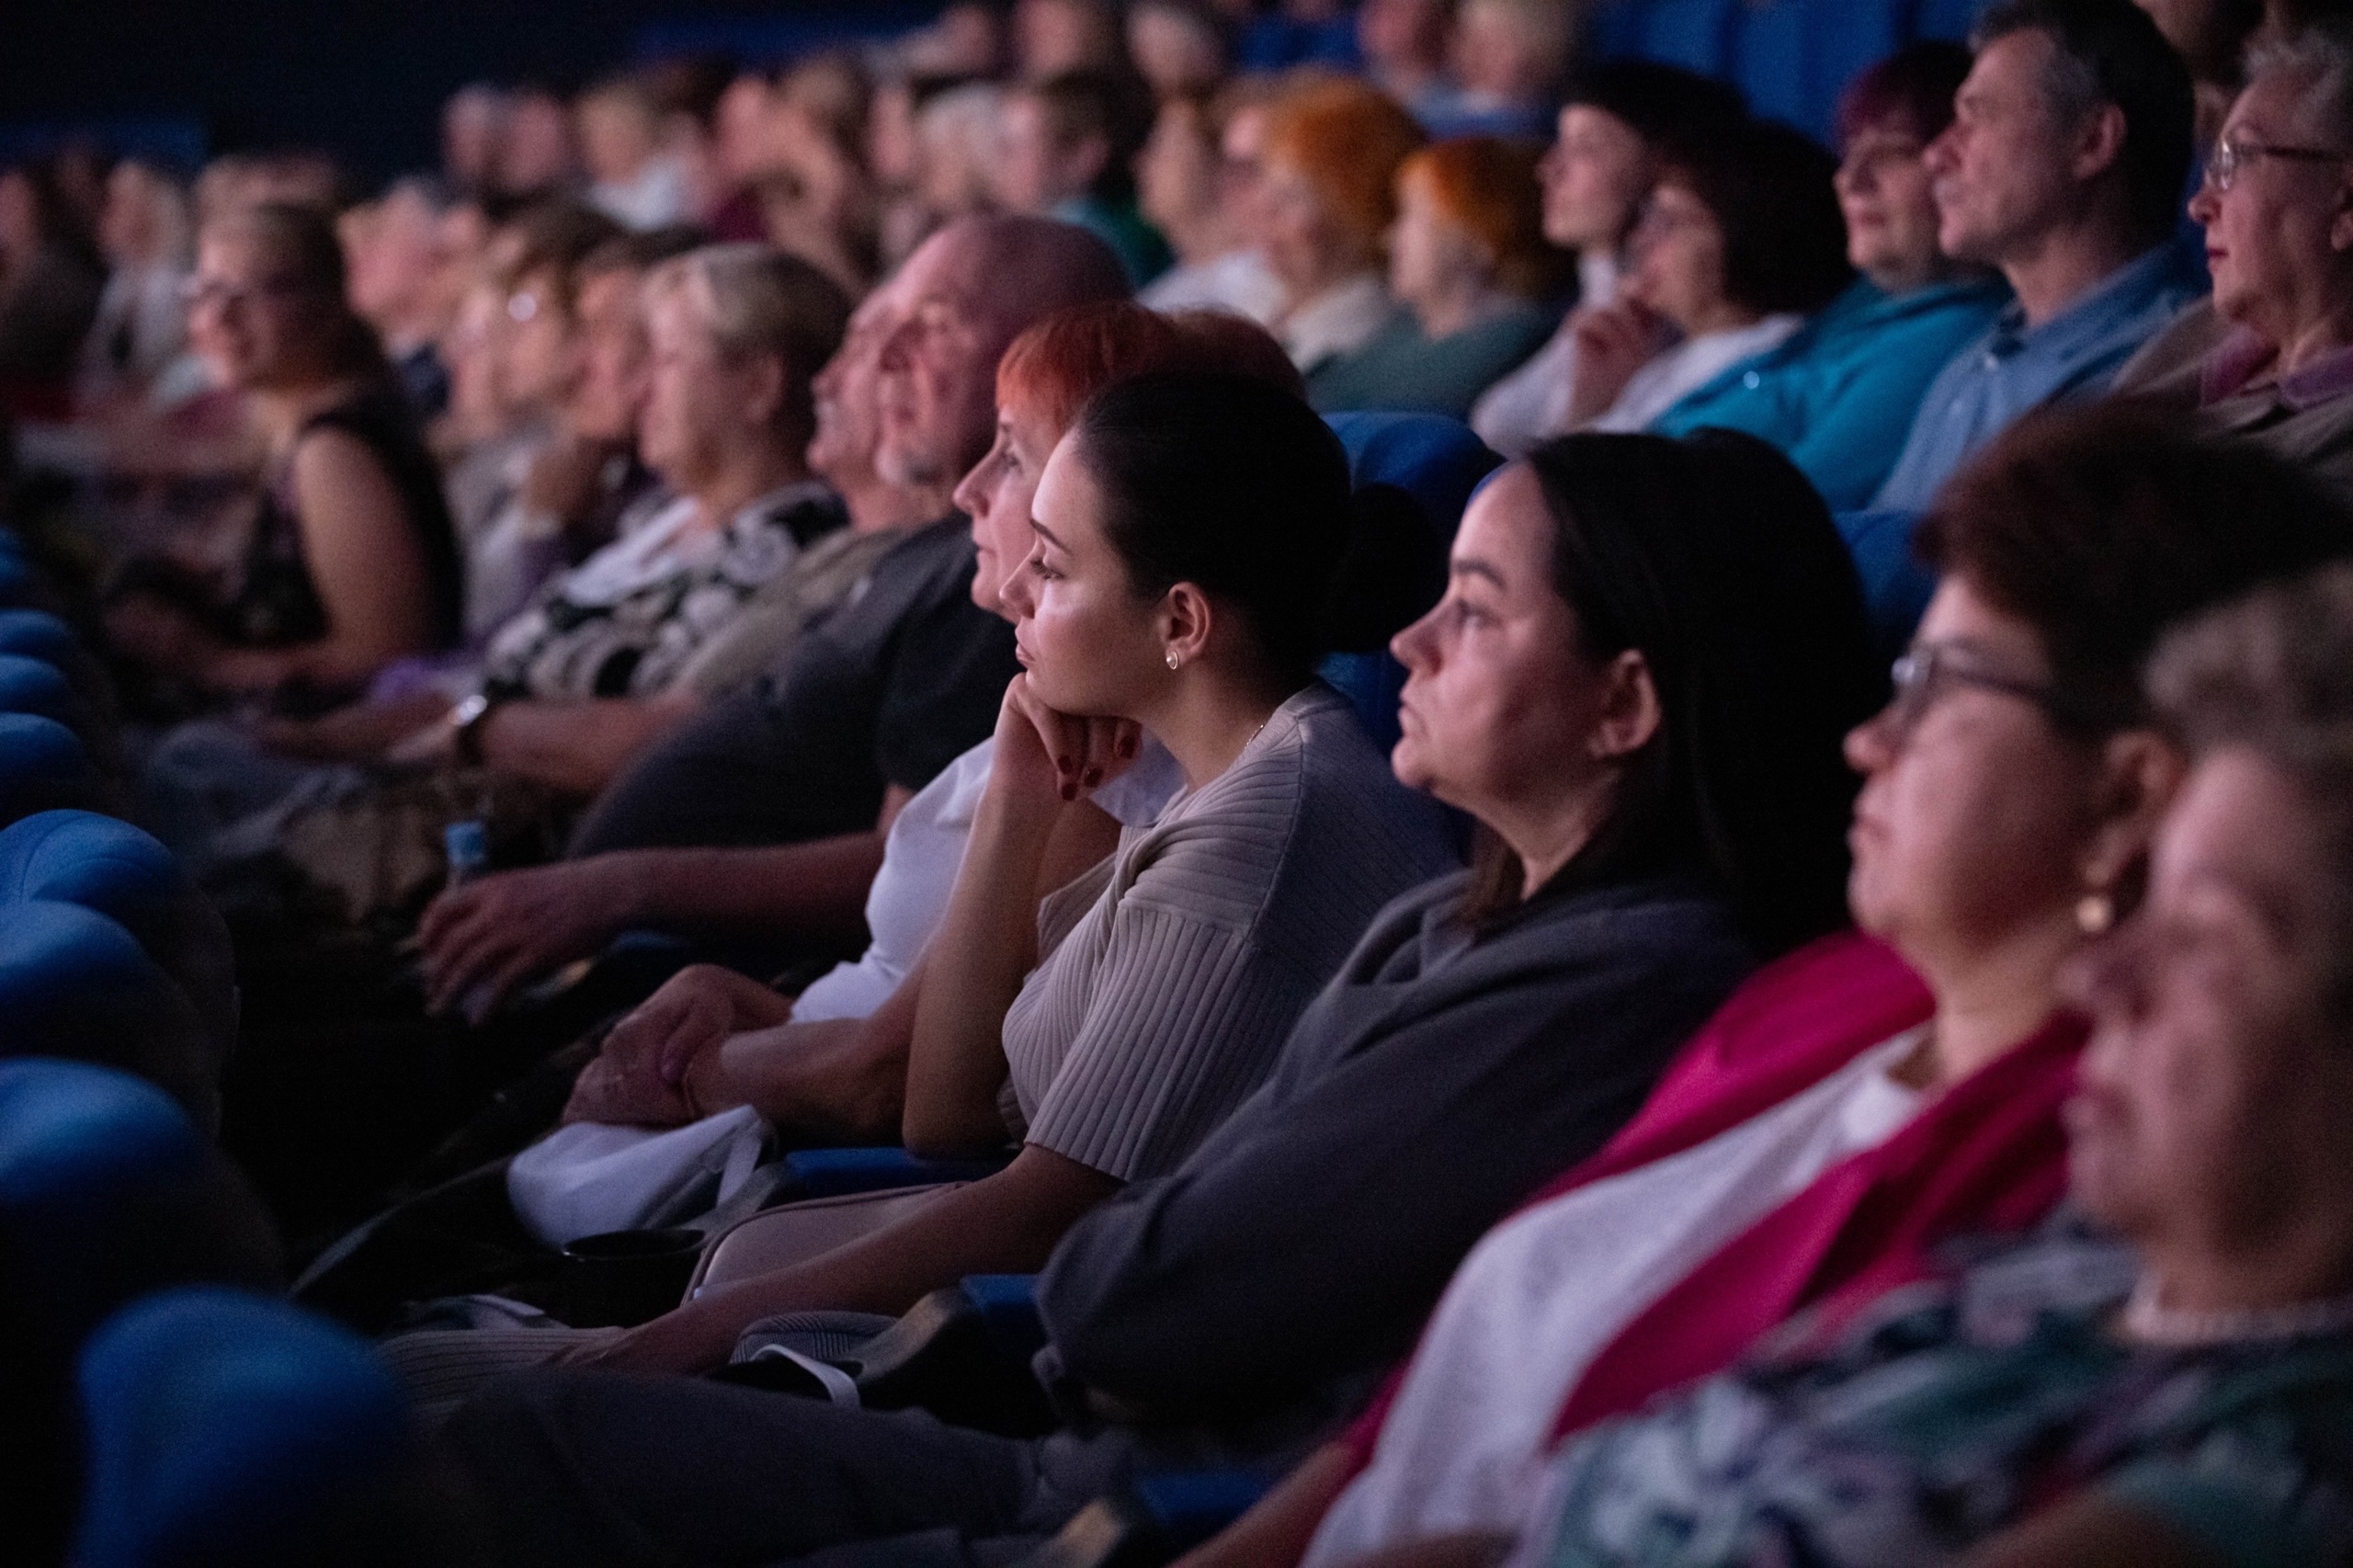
[0, 1, 942, 181]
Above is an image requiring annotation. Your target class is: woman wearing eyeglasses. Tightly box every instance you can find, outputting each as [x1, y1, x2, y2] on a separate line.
[2115, 22, 2353, 487]
[1177, 408, 2353, 1568]
[104, 200, 464, 711]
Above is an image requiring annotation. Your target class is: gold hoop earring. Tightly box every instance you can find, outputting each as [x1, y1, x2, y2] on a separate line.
[2075, 892, 2115, 936]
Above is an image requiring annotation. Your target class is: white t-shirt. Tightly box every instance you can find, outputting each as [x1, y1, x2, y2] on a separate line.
[1302, 1027, 1930, 1568]
[787, 733, 1187, 1023]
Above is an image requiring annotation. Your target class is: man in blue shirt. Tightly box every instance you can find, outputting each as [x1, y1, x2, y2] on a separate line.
[1844, 0, 2203, 643]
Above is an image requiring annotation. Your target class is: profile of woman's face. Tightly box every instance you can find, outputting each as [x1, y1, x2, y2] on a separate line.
[638, 288, 767, 486]
[186, 230, 324, 392]
[1843, 576, 2109, 974]
[1387, 174, 1484, 320]
[953, 396, 1063, 617]
[1540, 106, 1650, 253]
[2063, 748, 2353, 1253]
[1390, 465, 1607, 821]
[500, 264, 579, 414]
[1621, 180, 1733, 334]
[1002, 434, 1168, 717]
[1836, 114, 1945, 290]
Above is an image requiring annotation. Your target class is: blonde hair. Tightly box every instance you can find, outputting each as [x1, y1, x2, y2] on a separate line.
[644, 244, 852, 446]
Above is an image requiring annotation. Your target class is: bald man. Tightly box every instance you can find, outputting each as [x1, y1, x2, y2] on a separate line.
[416, 217, 1129, 1016]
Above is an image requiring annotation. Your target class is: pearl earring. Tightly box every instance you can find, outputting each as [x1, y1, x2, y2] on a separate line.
[2075, 892, 2114, 936]
[1165, 650, 1182, 671]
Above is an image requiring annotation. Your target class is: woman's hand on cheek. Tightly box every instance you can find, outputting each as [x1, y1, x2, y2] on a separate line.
[990, 673, 1137, 809]
[1565, 300, 1670, 426]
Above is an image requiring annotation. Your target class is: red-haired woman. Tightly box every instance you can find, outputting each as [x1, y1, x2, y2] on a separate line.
[1312, 135, 1571, 417]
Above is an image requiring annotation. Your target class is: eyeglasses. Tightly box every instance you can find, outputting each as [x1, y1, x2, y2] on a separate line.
[1883, 642, 2069, 738]
[2204, 134, 2349, 192]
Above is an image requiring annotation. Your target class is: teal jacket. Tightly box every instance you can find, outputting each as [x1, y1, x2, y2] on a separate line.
[1654, 276, 2011, 509]
[1307, 299, 1561, 419]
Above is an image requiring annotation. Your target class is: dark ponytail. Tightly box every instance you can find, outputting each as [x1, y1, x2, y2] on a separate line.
[1068, 372, 1446, 679]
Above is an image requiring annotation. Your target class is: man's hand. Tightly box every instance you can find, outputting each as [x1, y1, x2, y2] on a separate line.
[416, 855, 645, 1019]
[553, 1294, 745, 1375]
[561, 965, 794, 1125]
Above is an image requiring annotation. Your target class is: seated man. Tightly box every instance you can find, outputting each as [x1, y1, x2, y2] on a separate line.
[1842, 0, 2205, 642]
[415, 215, 1131, 1011]
[2114, 20, 2353, 488]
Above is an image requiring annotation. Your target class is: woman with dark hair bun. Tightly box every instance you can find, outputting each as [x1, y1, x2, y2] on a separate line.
[105, 200, 462, 709]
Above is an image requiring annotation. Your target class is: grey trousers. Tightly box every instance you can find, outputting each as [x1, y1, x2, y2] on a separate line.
[438, 1369, 1127, 1568]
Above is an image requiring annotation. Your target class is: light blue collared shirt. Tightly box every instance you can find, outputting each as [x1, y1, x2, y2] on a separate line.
[1869, 243, 2208, 511]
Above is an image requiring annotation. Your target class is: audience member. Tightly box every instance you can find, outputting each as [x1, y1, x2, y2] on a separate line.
[1422, 0, 1577, 139]
[105, 202, 461, 707]
[496, 85, 581, 201]
[1254, 80, 1429, 387]
[345, 177, 464, 422]
[1358, 0, 1460, 127]
[578, 75, 694, 233]
[442, 84, 511, 198]
[1127, 0, 1233, 100]
[1569, 122, 1853, 432]
[1456, 561, 2353, 1568]
[412, 216, 1123, 1014]
[1472, 62, 1746, 456]
[2115, 19, 2353, 485]
[995, 71, 1173, 285]
[1312, 135, 1567, 415]
[77, 158, 198, 409]
[1845, 0, 2203, 625]
[1015, 0, 1131, 80]
[1653, 45, 2012, 506]
[1185, 408, 2353, 1568]
[1136, 86, 1287, 320]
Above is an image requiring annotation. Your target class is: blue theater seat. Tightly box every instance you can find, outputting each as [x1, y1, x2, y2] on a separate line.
[0, 900, 222, 1132]
[0, 711, 119, 825]
[0, 649, 122, 775]
[72, 1288, 415, 1568]
[0, 810, 239, 1054]
[0, 1060, 282, 1563]
[0, 608, 119, 718]
[1733, 0, 1905, 142]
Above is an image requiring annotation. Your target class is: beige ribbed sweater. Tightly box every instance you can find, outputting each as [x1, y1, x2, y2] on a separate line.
[998, 683, 1459, 1182]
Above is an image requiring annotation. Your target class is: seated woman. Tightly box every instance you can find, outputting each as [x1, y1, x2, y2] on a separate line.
[1252, 79, 1431, 391]
[1471, 62, 1746, 457]
[1415, 564, 2353, 1568]
[431, 425, 1887, 1568]
[2115, 20, 2353, 488]
[1179, 410, 2353, 1568]
[393, 370, 1452, 1375]
[104, 201, 464, 710]
[1309, 136, 1571, 418]
[1651, 45, 2011, 509]
[1566, 122, 1855, 435]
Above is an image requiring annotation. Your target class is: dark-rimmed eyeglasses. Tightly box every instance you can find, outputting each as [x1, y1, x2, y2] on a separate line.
[2204, 135, 2349, 193]
[1884, 642, 2069, 738]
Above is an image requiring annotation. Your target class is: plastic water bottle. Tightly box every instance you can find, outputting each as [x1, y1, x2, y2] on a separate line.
[442, 821, 497, 1024]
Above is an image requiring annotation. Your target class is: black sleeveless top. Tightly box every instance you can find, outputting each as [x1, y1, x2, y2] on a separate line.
[227, 381, 464, 652]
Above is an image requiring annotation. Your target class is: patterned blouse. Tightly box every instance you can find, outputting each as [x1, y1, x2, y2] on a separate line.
[475, 481, 841, 703]
[1520, 1216, 2353, 1568]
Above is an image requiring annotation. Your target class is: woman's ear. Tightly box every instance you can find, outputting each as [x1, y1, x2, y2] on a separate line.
[1158, 582, 1216, 670]
[1589, 648, 1663, 761]
[2080, 727, 2188, 899]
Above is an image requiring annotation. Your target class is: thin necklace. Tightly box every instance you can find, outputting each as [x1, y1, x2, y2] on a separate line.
[2120, 1275, 2353, 1346]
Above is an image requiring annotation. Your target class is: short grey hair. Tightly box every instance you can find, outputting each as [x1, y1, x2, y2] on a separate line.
[2245, 20, 2353, 148]
[644, 244, 852, 442]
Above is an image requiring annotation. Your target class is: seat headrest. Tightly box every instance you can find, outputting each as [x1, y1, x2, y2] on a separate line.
[0, 1058, 204, 1223]
[0, 651, 78, 726]
[0, 809, 183, 911]
[0, 608, 79, 664]
[0, 901, 221, 1131]
[1325, 412, 1502, 544]
[74, 1288, 413, 1568]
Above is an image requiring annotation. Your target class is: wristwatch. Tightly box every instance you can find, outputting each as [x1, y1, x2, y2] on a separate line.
[450, 691, 501, 767]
